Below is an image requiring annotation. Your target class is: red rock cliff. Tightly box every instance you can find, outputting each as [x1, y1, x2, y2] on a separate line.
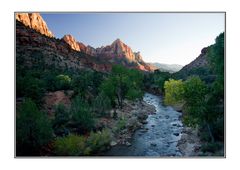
[16, 13, 54, 38]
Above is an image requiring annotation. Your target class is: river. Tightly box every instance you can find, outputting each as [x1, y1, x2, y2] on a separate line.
[104, 93, 183, 156]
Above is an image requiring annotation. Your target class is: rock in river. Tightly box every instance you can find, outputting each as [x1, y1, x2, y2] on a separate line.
[110, 141, 117, 146]
[173, 132, 180, 136]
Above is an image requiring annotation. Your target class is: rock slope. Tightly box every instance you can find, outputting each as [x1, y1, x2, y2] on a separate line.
[16, 13, 54, 37]
[16, 12, 155, 72]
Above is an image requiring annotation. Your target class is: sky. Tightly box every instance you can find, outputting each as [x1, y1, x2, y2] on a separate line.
[41, 13, 224, 66]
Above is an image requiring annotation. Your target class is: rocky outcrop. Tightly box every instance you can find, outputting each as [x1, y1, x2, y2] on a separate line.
[16, 12, 153, 72]
[177, 127, 201, 156]
[94, 39, 154, 71]
[179, 47, 209, 72]
[86, 45, 97, 56]
[62, 34, 87, 52]
[16, 20, 112, 72]
[95, 98, 155, 146]
[16, 13, 54, 37]
[175, 47, 210, 78]
[61, 35, 154, 71]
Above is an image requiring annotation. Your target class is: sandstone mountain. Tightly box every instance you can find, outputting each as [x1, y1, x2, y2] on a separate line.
[16, 12, 155, 72]
[16, 13, 54, 38]
[62, 35, 154, 71]
[62, 34, 87, 52]
[16, 20, 112, 72]
[93, 39, 153, 71]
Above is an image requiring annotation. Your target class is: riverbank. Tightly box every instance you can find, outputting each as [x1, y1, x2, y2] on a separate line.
[97, 97, 156, 148]
[104, 93, 183, 156]
[177, 126, 201, 156]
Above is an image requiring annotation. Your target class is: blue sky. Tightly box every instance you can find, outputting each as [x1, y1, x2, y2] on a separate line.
[41, 13, 224, 65]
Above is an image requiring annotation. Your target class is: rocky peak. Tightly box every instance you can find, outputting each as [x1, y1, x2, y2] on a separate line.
[86, 45, 97, 56]
[134, 52, 143, 62]
[63, 34, 80, 51]
[109, 39, 135, 62]
[62, 34, 87, 52]
[16, 13, 54, 37]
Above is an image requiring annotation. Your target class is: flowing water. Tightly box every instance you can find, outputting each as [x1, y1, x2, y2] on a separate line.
[104, 93, 183, 157]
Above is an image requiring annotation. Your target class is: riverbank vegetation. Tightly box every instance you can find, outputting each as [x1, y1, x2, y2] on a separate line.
[163, 33, 224, 155]
[16, 63, 145, 156]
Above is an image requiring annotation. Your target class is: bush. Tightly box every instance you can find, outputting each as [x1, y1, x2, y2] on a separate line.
[17, 75, 45, 104]
[201, 142, 223, 153]
[71, 96, 95, 133]
[56, 74, 72, 90]
[53, 129, 112, 156]
[16, 99, 53, 155]
[93, 91, 111, 117]
[86, 129, 112, 153]
[114, 117, 126, 133]
[53, 134, 86, 156]
[52, 104, 70, 136]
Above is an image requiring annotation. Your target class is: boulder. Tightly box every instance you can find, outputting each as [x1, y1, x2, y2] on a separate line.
[125, 141, 131, 147]
[173, 132, 180, 136]
[150, 143, 157, 147]
[110, 141, 117, 147]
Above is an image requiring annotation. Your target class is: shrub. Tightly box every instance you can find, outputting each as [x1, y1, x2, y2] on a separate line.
[53, 129, 112, 156]
[56, 74, 72, 90]
[53, 134, 86, 156]
[16, 99, 53, 155]
[71, 96, 95, 133]
[93, 91, 111, 117]
[86, 129, 112, 153]
[17, 75, 45, 104]
[52, 104, 70, 136]
[114, 117, 126, 133]
[201, 142, 223, 153]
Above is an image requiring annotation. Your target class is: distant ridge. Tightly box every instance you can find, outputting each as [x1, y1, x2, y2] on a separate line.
[149, 63, 183, 73]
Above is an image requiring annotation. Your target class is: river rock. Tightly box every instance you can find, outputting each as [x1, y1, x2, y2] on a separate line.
[126, 117, 139, 130]
[173, 132, 180, 136]
[138, 113, 148, 120]
[126, 141, 131, 146]
[110, 141, 117, 146]
[150, 143, 157, 147]
[140, 129, 147, 133]
[165, 115, 170, 119]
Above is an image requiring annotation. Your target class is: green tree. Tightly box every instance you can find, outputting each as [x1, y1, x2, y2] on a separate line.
[93, 91, 111, 117]
[100, 65, 144, 108]
[70, 96, 95, 133]
[164, 79, 184, 105]
[153, 70, 171, 92]
[207, 32, 224, 101]
[17, 74, 45, 104]
[16, 99, 53, 155]
[182, 76, 207, 127]
[205, 32, 224, 142]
